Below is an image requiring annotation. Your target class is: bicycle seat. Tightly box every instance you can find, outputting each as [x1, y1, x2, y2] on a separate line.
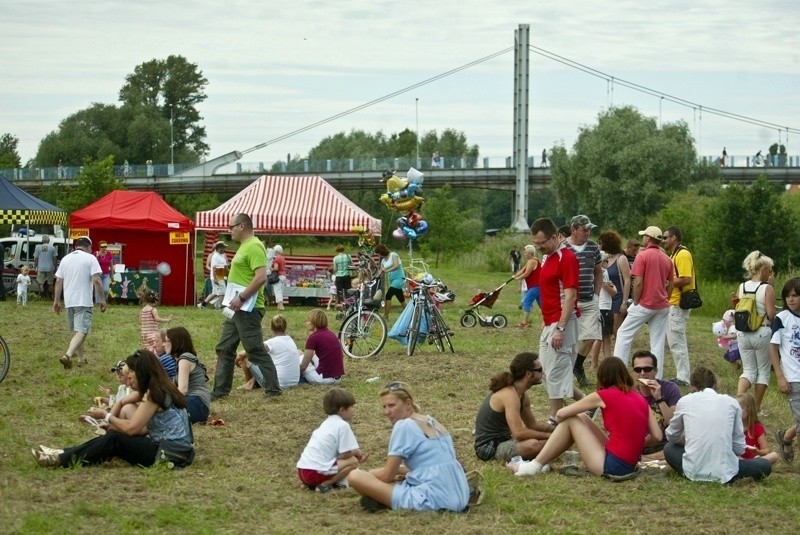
[362, 298, 381, 310]
[345, 289, 360, 298]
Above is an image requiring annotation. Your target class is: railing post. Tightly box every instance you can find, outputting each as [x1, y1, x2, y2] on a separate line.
[372, 158, 377, 171]
[236, 163, 242, 174]
[506, 156, 512, 168]
[258, 162, 265, 173]
[304, 159, 309, 173]
[394, 158, 400, 170]
[326, 159, 332, 171]
[483, 157, 489, 168]
[349, 159, 354, 171]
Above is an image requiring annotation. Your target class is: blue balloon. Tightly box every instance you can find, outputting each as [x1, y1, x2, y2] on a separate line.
[402, 226, 418, 239]
[415, 220, 429, 235]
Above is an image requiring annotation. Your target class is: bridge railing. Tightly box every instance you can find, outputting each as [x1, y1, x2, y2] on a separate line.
[2, 154, 798, 181]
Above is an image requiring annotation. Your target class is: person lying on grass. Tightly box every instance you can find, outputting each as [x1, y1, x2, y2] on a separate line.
[33, 349, 194, 469]
[509, 357, 661, 478]
[296, 388, 368, 493]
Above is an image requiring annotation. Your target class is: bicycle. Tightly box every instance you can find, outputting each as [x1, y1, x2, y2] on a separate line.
[338, 258, 387, 359]
[0, 334, 10, 384]
[405, 277, 455, 357]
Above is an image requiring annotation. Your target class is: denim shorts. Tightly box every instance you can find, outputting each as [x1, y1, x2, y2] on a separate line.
[603, 450, 636, 476]
[67, 306, 93, 334]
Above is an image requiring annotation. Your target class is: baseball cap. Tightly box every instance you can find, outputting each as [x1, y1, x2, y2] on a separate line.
[75, 236, 92, 248]
[213, 241, 226, 249]
[638, 226, 663, 240]
[570, 214, 596, 230]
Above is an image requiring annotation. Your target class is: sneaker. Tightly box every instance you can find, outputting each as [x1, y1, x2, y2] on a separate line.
[197, 303, 204, 309]
[669, 378, 688, 387]
[31, 448, 61, 468]
[59, 355, 72, 369]
[514, 460, 543, 476]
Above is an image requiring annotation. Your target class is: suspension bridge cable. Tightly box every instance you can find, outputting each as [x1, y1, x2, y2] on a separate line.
[240, 47, 515, 156]
[529, 45, 800, 135]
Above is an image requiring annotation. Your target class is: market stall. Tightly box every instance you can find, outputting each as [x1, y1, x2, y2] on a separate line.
[69, 191, 195, 306]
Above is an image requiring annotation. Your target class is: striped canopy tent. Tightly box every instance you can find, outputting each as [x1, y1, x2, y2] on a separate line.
[195, 175, 381, 236]
[0, 175, 67, 226]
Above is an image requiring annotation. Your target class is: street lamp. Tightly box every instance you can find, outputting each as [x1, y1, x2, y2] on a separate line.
[415, 98, 420, 163]
[170, 106, 175, 166]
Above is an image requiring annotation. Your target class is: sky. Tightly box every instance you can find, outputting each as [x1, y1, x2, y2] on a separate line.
[2, 0, 799, 168]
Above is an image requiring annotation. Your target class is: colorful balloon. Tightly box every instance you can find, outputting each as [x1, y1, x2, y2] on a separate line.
[392, 228, 406, 240]
[415, 220, 429, 235]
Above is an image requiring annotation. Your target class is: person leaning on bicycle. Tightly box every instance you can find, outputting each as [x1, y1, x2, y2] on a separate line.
[375, 244, 405, 320]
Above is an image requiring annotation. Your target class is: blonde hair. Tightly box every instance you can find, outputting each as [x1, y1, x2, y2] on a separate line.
[380, 381, 421, 412]
[742, 250, 774, 278]
[20, 266, 29, 274]
[271, 314, 288, 333]
[736, 393, 758, 433]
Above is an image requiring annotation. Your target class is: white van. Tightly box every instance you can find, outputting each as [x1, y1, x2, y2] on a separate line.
[1, 235, 72, 295]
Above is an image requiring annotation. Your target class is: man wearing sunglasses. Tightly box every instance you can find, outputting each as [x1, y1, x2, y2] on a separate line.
[632, 350, 681, 458]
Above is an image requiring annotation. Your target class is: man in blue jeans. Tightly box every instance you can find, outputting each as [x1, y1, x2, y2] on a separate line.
[664, 366, 771, 483]
[211, 213, 281, 400]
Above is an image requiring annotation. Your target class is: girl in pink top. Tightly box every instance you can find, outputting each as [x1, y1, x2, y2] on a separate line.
[139, 291, 174, 347]
[511, 357, 661, 478]
[736, 393, 778, 464]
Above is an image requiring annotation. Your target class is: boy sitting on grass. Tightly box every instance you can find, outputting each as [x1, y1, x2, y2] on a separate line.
[296, 388, 368, 493]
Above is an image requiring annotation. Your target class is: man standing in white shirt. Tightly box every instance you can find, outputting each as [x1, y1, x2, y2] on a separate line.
[53, 236, 106, 369]
[664, 366, 772, 483]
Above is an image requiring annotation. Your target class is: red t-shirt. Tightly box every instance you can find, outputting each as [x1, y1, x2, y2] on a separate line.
[597, 387, 649, 466]
[539, 246, 579, 325]
[631, 244, 672, 310]
[742, 422, 766, 459]
[273, 254, 287, 276]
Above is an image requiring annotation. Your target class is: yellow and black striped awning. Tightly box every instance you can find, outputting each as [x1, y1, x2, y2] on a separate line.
[0, 209, 68, 226]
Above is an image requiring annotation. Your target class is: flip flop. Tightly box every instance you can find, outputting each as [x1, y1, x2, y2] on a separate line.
[776, 429, 794, 462]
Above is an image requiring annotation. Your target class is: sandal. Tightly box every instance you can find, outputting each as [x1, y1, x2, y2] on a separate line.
[776, 429, 794, 462]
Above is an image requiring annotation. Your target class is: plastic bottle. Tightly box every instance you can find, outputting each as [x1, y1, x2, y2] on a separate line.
[509, 455, 523, 466]
[365, 376, 381, 383]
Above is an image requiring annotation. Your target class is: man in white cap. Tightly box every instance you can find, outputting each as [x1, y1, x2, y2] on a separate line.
[612, 226, 674, 372]
[53, 236, 106, 369]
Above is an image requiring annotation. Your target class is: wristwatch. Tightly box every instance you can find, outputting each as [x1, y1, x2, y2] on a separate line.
[556, 325, 565, 332]
[655, 398, 665, 404]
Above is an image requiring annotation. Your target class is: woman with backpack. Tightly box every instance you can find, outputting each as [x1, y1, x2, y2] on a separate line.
[735, 251, 777, 414]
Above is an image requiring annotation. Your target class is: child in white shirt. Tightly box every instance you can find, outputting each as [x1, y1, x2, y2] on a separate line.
[16, 266, 31, 305]
[296, 388, 368, 492]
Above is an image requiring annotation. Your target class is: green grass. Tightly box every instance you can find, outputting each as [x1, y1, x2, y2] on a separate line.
[1, 261, 797, 535]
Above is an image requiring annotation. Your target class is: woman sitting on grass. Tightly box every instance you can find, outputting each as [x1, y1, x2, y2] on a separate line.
[510, 357, 661, 478]
[300, 309, 344, 385]
[166, 326, 211, 424]
[33, 350, 194, 469]
[348, 381, 469, 512]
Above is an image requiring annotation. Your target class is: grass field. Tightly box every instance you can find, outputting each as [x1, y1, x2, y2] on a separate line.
[1, 262, 797, 535]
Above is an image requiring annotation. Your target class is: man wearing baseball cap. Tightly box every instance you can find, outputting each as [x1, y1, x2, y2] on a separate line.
[563, 214, 603, 388]
[613, 226, 673, 370]
[53, 236, 106, 369]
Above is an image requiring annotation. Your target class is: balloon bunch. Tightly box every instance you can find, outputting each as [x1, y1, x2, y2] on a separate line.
[351, 225, 377, 254]
[392, 210, 429, 241]
[380, 168, 429, 241]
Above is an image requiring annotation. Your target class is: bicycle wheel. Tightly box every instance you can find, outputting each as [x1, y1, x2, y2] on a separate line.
[426, 306, 445, 352]
[0, 335, 9, 384]
[460, 312, 477, 328]
[431, 307, 454, 353]
[407, 300, 422, 357]
[340, 311, 387, 359]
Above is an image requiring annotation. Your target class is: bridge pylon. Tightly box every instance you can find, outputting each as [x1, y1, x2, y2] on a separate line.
[511, 24, 531, 233]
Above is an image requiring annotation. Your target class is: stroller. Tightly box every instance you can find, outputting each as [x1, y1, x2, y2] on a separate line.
[460, 277, 514, 328]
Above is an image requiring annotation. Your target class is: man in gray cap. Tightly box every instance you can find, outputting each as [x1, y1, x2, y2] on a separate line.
[53, 236, 106, 369]
[613, 226, 674, 371]
[563, 214, 602, 388]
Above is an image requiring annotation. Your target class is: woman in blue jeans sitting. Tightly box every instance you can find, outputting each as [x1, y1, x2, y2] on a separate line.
[510, 357, 661, 477]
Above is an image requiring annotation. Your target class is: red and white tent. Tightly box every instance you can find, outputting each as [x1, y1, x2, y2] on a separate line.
[195, 175, 381, 235]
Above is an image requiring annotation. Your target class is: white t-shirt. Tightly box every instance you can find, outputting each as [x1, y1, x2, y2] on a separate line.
[296, 414, 359, 474]
[210, 251, 227, 270]
[264, 335, 301, 388]
[55, 249, 102, 307]
[770, 309, 800, 383]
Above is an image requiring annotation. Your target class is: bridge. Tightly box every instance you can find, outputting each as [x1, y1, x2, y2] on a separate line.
[4, 154, 800, 196]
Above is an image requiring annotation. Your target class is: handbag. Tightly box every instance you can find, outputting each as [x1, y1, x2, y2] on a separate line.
[672, 246, 702, 310]
[267, 271, 280, 285]
[679, 289, 703, 310]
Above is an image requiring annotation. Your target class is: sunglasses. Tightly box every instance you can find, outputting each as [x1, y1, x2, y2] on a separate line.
[385, 381, 410, 395]
[531, 367, 543, 373]
[633, 366, 655, 373]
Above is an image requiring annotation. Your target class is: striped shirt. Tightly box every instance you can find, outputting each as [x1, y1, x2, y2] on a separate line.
[564, 240, 601, 302]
